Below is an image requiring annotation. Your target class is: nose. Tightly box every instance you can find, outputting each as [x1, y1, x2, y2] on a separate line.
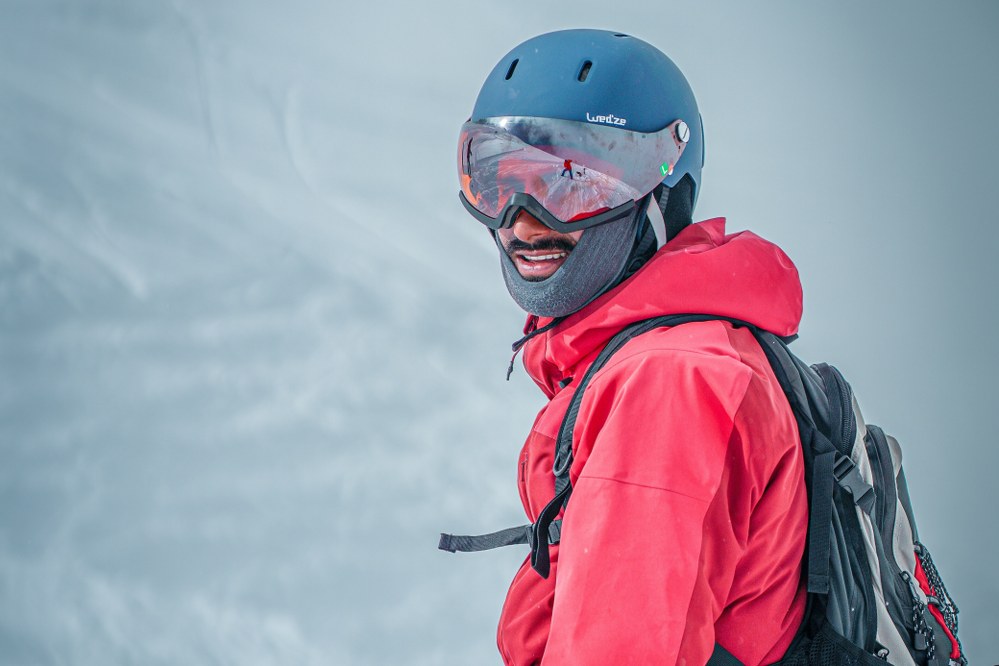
[510, 210, 551, 243]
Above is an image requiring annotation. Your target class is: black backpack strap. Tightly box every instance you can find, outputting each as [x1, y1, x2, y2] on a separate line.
[747, 333, 874, 597]
[807, 449, 837, 594]
[530, 485, 571, 578]
[439, 520, 563, 553]
[736, 330, 839, 595]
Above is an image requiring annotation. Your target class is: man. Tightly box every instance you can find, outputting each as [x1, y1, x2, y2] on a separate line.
[455, 30, 808, 664]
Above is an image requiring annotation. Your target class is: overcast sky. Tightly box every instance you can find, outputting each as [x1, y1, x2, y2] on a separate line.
[1, 1, 997, 664]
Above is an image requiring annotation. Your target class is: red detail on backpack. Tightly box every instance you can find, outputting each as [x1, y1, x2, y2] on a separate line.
[915, 554, 961, 660]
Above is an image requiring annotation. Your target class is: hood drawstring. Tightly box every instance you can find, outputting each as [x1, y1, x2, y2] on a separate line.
[506, 315, 563, 380]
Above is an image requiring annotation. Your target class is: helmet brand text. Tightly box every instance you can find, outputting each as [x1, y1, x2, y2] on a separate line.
[585, 112, 627, 127]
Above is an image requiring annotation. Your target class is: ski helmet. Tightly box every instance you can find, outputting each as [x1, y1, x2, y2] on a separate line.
[459, 29, 704, 316]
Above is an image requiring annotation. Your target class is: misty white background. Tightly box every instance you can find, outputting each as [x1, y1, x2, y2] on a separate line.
[1, 1, 996, 664]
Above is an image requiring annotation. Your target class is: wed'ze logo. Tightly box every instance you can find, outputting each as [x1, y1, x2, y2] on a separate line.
[585, 112, 627, 126]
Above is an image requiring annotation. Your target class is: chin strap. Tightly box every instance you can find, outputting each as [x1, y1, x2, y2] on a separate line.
[646, 189, 668, 248]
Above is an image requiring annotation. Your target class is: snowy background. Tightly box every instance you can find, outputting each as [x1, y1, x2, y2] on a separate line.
[1, 1, 997, 664]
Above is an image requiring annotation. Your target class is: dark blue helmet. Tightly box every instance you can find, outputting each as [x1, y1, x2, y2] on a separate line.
[471, 29, 704, 206]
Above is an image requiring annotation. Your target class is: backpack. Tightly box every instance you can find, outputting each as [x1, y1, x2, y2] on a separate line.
[439, 314, 967, 666]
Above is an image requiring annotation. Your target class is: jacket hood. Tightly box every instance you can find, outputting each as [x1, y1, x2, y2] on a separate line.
[521, 218, 803, 396]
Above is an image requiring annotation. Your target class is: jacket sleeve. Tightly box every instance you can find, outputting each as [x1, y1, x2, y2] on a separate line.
[540, 343, 757, 665]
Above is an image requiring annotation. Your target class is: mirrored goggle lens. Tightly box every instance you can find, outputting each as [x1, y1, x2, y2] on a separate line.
[457, 116, 687, 227]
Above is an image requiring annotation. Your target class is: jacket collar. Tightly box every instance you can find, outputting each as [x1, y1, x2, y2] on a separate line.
[520, 218, 803, 397]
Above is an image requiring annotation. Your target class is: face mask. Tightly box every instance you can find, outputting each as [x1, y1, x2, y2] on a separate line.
[494, 196, 650, 318]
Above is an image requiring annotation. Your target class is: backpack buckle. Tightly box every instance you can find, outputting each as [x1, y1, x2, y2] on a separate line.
[832, 455, 875, 514]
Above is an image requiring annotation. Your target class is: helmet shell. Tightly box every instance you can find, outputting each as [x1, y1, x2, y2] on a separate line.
[471, 29, 703, 199]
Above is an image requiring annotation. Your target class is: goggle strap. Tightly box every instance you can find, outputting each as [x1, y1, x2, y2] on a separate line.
[646, 190, 667, 248]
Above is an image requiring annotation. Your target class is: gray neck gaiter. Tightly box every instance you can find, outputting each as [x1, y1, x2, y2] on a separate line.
[494, 204, 645, 318]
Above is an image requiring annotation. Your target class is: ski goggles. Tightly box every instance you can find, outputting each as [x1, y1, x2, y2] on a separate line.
[458, 116, 688, 232]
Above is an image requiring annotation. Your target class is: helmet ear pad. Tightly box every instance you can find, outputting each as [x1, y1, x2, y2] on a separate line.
[622, 175, 695, 277]
[619, 175, 695, 280]
[656, 174, 695, 244]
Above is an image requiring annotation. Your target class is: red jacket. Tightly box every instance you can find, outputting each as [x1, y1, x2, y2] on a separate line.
[497, 219, 809, 665]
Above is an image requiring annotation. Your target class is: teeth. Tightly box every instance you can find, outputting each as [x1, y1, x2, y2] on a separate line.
[523, 253, 567, 262]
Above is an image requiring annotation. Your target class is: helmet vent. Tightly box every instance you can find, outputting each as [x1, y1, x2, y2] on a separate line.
[505, 59, 519, 80]
[577, 61, 592, 82]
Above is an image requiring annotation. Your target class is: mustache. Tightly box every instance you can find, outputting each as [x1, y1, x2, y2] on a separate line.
[503, 237, 578, 254]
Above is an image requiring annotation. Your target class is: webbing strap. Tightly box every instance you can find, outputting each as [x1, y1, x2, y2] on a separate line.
[531, 484, 572, 578]
[439, 520, 563, 554]
[439, 525, 530, 553]
[751, 330, 813, 420]
[808, 449, 836, 594]
[646, 186, 668, 247]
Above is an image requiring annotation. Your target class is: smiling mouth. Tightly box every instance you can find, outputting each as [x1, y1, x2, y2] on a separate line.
[512, 250, 570, 280]
[522, 252, 568, 262]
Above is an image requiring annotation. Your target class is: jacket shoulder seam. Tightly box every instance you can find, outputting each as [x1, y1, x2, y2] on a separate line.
[574, 472, 715, 503]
